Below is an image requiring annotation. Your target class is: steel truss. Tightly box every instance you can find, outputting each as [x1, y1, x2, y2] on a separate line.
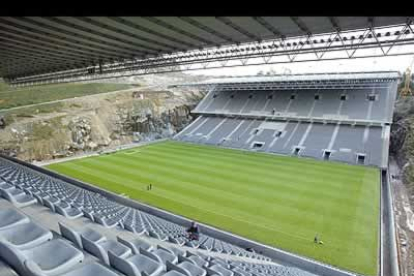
[7, 22, 414, 87]
[175, 74, 399, 91]
[187, 81, 395, 91]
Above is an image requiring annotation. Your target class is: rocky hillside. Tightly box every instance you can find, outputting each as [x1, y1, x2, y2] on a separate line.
[390, 93, 414, 276]
[0, 73, 206, 162]
[391, 96, 414, 202]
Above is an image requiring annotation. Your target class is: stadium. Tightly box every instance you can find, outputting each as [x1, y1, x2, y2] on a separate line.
[0, 16, 413, 276]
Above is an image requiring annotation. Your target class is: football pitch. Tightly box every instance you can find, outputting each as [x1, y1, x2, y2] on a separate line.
[46, 140, 380, 275]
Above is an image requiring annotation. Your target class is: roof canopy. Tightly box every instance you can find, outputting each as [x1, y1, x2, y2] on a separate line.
[0, 17, 410, 80]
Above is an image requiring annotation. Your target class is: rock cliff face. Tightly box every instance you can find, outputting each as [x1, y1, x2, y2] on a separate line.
[390, 96, 414, 201]
[69, 117, 93, 150]
[389, 91, 414, 276]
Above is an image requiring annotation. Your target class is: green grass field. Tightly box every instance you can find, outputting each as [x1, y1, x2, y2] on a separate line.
[46, 140, 380, 275]
[0, 82, 136, 109]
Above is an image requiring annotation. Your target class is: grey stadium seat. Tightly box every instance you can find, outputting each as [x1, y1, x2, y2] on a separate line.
[1, 188, 37, 208]
[0, 239, 84, 276]
[117, 236, 154, 253]
[147, 246, 178, 266]
[124, 223, 148, 236]
[58, 222, 106, 249]
[192, 252, 210, 262]
[168, 237, 186, 246]
[109, 250, 163, 276]
[94, 215, 120, 228]
[231, 267, 251, 276]
[0, 208, 30, 231]
[169, 247, 185, 257]
[185, 254, 208, 268]
[210, 259, 228, 269]
[82, 210, 95, 222]
[162, 271, 187, 276]
[43, 198, 58, 212]
[32, 192, 50, 205]
[55, 204, 83, 219]
[80, 228, 107, 243]
[167, 260, 207, 276]
[81, 235, 131, 265]
[29, 262, 119, 276]
[148, 230, 168, 241]
[0, 221, 53, 249]
[206, 264, 234, 276]
[0, 183, 14, 190]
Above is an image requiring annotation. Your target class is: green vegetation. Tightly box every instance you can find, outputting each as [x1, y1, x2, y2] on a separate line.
[0, 82, 138, 110]
[47, 140, 380, 275]
[8, 102, 65, 118]
[398, 72, 414, 92]
[0, 80, 10, 91]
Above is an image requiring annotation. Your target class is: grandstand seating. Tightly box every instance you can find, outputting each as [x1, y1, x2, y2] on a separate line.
[176, 116, 386, 167]
[175, 72, 400, 168]
[194, 87, 394, 123]
[0, 156, 318, 276]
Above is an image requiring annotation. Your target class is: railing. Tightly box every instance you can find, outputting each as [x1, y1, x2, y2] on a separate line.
[191, 111, 387, 127]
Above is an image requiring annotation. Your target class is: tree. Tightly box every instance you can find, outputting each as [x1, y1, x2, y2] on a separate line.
[268, 68, 277, 75]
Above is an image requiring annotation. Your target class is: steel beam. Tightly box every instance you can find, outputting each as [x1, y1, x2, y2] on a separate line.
[215, 17, 261, 41]
[179, 17, 236, 44]
[108, 17, 197, 49]
[144, 17, 216, 45]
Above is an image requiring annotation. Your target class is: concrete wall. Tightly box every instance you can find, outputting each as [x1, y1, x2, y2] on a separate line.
[1, 154, 360, 276]
[381, 169, 400, 276]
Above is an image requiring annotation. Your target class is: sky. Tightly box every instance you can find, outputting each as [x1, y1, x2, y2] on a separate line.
[187, 47, 414, 77]
[187, 55, 414, 77]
